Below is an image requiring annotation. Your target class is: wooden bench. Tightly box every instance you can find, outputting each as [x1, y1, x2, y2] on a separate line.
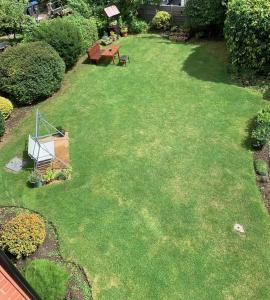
[87, 43, 104, 64]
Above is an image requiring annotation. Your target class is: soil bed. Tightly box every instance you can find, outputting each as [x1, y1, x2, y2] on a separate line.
[253, 145, 270, 212]
[0, 206, 92, 300]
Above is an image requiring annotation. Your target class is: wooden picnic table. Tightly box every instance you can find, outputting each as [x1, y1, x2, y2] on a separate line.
[101, 45, 120, 64]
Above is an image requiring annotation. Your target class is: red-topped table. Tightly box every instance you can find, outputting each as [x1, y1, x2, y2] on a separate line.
[101, 45, 120, 64]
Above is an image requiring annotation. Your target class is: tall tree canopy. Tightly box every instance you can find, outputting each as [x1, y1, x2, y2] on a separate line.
[0, 0, 27, 36]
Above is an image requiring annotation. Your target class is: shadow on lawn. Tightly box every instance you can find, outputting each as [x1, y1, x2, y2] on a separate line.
[182, 41, 232, 85]
[82, 57, 111, 67]
[241, 117, 256, 150]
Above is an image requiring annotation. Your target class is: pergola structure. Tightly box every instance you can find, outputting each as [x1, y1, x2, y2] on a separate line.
[28, 110, 70, 173]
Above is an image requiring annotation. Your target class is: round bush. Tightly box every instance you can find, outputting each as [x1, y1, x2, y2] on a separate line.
[186, 0, 226, 31]
[251, 106, 270, 148]
[0, 213, 46, 259]
[63, 15, 98, 52]
[152, 11, 171, 30]
[25, 259, 69, 300]
[0, 96, 13, 119]
[0, 113, 5, 138]
[254, 159, 268, 176]
[224, 0, 270, 73]
[29, 18, 83, 69]
[130, 18, 149, 34]
[0, 42, 65, 105]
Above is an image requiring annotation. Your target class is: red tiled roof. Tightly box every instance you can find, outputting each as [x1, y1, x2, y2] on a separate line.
[0, 266, 30, 300]
[104, 5, 120, 17]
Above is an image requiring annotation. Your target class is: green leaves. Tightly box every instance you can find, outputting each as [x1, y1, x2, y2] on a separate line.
[185, 0, 226, 30]
[0, 0, 27, 35]
[224, 0, 270, 73]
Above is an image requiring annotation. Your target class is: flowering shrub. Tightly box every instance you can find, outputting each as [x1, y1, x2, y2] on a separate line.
[0, 96, 13, 119]
[0, 213, 46, 259]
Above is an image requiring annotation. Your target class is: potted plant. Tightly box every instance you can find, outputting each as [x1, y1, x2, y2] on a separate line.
[28, 171, 43, 188]
[110, 31, 117, 41]
[121, 26, 128, 37]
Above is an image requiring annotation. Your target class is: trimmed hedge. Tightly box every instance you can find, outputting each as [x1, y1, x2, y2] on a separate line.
[0, 213, 46, 259]
[251, 106, 270, 148]
[0, 113, 4, 138]
[25, 259, 69, 300]
[0, 42, 65, 105]
[224, 0, 270, 73]
[29, 18, 83, 69]
[186, 0, 226, 31]
[0, 97, 13, 119]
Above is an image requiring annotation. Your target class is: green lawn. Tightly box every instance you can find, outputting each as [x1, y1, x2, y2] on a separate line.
[1, 34, 270, 299]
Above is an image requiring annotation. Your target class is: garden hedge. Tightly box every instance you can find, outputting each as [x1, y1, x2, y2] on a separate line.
[0, 42, 65, 105]
[63, 15, 98, 52]
[186, 0, 226, 31]
[251, 106, 270, 148]
[224, 0, 270, 73]
[29, 18, 83, 69]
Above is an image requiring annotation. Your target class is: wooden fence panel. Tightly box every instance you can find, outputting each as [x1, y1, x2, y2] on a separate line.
[139, 4, 186, 25]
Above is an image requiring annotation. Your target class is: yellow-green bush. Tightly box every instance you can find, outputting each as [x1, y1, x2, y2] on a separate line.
[152, 11, 171, 30]
[0, 213, 46, 259]
[0, 97, 13, 119]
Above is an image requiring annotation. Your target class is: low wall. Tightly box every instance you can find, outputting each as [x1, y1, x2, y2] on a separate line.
[139, 4, 186, 25]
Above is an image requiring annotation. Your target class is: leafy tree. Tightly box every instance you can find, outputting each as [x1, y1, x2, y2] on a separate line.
[28, 18, 83, 69]
[224, 0, 270, 74]
[0, 0, 27, 37]
[185, 0, 227, 31]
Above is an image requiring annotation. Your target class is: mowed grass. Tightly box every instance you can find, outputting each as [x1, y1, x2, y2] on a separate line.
[1, 34, 270, 299]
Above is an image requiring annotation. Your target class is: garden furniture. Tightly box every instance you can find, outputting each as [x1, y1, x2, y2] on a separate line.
[87, 43, 105, 64]
[101, 45, 120, 64]
[119, 55, 130, 66]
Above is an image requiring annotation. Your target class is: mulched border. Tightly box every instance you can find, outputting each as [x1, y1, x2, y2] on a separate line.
[253, 145, 270, 213]
[0, 206, 92, 300]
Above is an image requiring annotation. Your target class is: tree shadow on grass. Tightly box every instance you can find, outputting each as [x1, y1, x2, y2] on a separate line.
[82, 57, 112, 67]
[241, 117, 256, 151]
[181, 41, 232, 85]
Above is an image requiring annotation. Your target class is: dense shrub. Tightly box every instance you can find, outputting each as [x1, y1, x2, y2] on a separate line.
[25, 259, 69, 300]
[130, 18, 149, 34]
[224, 0, 270, 74]
[0, 113, 5, 138]
[0, 97, 13, 119]
[63, 15, 98, 51]
[0, 42, 65, 105]
[28, 18, 83, 69]
[186, 0, 226, 31]
[0, 214, 46, 259]
[67, 0, 92, 18]
[152, 11, 171, 30]
[254, 159, 268, 176]
[251, 106, 270, 148]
